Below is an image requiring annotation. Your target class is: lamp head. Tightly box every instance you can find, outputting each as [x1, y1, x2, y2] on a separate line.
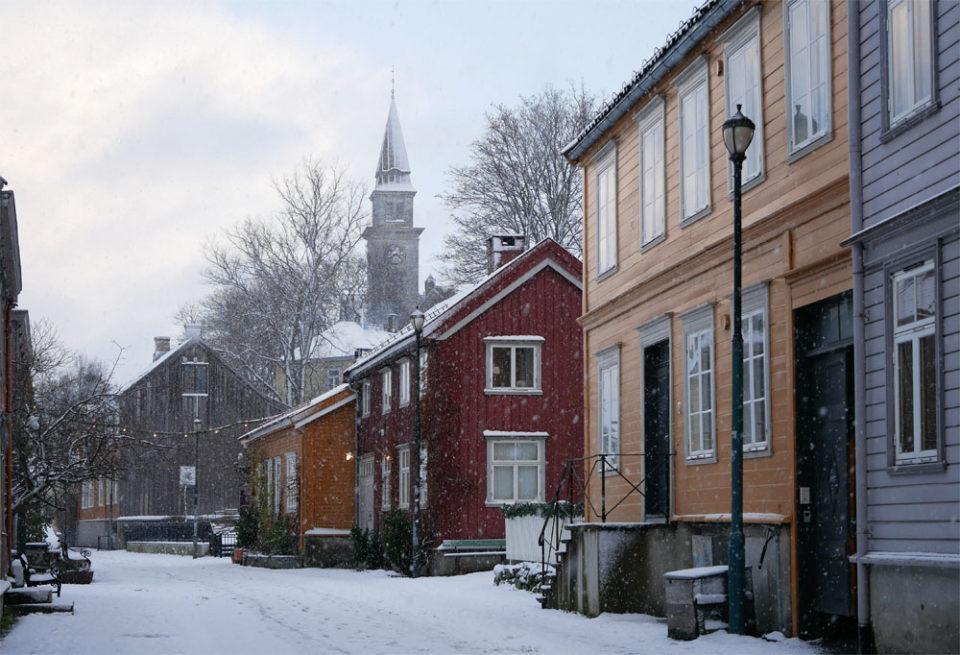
[722, 104, 755, 163]
[410, 308, 425, 334]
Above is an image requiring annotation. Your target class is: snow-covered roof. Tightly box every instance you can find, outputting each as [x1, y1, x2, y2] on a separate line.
[239, 383, 355, 445]
[120, 335, 202, 391]
[300, 321, 392, 361]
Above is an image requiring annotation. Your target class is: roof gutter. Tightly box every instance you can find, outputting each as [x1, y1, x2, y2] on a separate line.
[563, 0, 742, 163]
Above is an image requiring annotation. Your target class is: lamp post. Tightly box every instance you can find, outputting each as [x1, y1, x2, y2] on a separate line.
[409, 309, 425, 577]
[192, 416, 201, 559]
[721, 104, 754, 635]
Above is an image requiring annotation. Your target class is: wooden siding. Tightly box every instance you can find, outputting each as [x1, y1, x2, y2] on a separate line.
[300, 398, 356, 541]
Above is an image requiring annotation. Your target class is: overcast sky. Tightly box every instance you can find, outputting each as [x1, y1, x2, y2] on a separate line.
[3, 0, 701, 387]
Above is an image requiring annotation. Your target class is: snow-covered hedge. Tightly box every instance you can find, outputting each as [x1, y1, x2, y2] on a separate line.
[493, 562, 555, 593]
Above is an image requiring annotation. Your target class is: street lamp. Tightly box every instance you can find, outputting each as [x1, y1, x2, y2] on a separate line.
[721, 104, 755, 635]
[192, 416, 201, 559]
[409, 308, 425, 577]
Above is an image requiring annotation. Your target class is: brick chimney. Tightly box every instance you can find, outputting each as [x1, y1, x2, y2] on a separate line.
[486, 234, 526, 274]
[153, 336, 171, 361]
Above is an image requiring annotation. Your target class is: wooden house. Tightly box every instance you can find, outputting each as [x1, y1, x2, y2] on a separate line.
[562, 0, 852, 639]
[239, 384, 357, 563]
[845, 0, 959, 652]
[344, 237, 583, 574]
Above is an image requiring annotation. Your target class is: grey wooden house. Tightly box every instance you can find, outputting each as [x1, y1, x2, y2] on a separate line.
[845, 1, 959, 652]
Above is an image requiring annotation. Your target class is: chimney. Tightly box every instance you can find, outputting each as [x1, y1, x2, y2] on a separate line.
[153, 337, 171, 361]
[184, 324, 203, 339]
[486, 234, 526, 274]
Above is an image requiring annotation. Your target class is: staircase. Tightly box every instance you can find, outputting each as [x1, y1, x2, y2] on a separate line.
[3, 587, 74, 616]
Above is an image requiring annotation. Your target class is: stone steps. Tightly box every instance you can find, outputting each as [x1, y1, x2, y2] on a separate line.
[5, 601, 74, 616]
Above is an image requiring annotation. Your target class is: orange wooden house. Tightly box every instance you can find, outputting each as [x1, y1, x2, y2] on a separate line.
[239, 384, 356, 562]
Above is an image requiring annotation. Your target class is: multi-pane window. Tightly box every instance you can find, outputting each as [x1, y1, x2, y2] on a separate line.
[637, 98, 665, 246]
[893, 262, 938, 463]
[678, 59, 711, 220]
[419, 350, 428, 394]
[285, 452, 298, 512]
[398, 446, 410, 509]
[399, 359, 411, 406]
[419, 444, 428, 508]
[381, 454, 392, 509]
[742, 285, 770, 451]
[785, 0, 831, 153]
[326, 366, 341, 390]
[598, 347, 620, 468]
[381, 369, 392, 414]
[182, 358, 208, 395]
[98, 479, 104, 507]
[595, 145, 617, 276]
[486, 437, 544, 504]
[82, 481, 94, 509]
[887, 0, 934, 125]
[724, 10, 764, 184]
[683, 307, 715, 460]
[362, 381, 371, 417]
[485, 338, 542, 392]
[272, 456, 282, 515]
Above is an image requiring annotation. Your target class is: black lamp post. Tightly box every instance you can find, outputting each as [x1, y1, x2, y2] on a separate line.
[409, 308, 425, 577]
[192, 416, 201, 559]
[721, 104, 755, 635]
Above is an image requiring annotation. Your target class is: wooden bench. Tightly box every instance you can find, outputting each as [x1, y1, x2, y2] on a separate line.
[19, 554, 62, 597]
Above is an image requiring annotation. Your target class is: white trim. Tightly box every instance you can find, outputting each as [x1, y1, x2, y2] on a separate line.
[484, 433, 547, 505]
[783, 0, 832, 157]
[675, 56, 711, 222]
[483, 430, 550, 438]
[398, 445, 411, 509]
[398, 358, 411, 407]
[741, 283, 771, 454]
[381, 368, 392, 414]
[722, 6, 764, 189]
[598, 345, 621, 468]
[681, 304, 716, 463]
[595, 143, 618, 277]
[485, 339, 542, 392]
[636, 97, 666, 247]
[292, 395, 356, 429]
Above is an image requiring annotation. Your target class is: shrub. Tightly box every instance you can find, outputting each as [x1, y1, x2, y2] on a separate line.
[501, 501, 584, 520]
[493, 562, 555, 593]
[381, 509, 412, 575]
[236, 505, 258, 549]
[350, 525, 384, 570]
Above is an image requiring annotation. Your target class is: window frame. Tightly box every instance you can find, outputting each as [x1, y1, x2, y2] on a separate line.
[285, 452, 298, 513]
[597, 345, 621, 470]
[594, 141, 618, 279]
[880, 0, 939, 138]
[484, 433, 546, 506]
[722, 7, 765, 190]
[398, 445, 410, 509]
[635, 97, 666, 250]
[381, 453, 392, 510]
[381, 368, 392, 414]
[399, 359, 411, 407]
[887, 257, 941, 467]
[484, 337, 544, 394]
[784, 0, 833, 160]
[326, 366, 341, 390]
[181, 357, 209, 397]
[741, 283, 771, 456]
[362, 381, 371, 417]
[681, 304, 717, 463]
[675, 56, 712, 224]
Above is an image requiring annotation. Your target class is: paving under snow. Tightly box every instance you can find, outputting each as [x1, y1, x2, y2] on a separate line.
[1, 550, 820, 654]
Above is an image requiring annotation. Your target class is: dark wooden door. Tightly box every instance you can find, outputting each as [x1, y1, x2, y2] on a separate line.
[644, 340, 670, 518]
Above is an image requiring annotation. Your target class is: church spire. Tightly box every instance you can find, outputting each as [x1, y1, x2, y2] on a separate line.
[375, 89, 413, 191]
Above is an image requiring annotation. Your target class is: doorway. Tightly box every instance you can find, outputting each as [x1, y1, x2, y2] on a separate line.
[643, 340, 670, 519]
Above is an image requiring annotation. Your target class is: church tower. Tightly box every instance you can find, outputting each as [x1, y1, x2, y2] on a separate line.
[364, 90, 423, 329]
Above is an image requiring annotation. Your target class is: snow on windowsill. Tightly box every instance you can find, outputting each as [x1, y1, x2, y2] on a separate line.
[304, 528, 351, 537]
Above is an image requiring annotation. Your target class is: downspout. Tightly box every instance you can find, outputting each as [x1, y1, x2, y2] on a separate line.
[4, 299, 13, 572]
[847, 3, 872, 652]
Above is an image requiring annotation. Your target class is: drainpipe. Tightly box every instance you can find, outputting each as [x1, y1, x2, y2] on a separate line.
[847, 3, 872, 652]
[5, 300, 13, 573]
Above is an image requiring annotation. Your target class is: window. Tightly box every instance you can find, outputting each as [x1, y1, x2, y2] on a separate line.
[598, 346, 621, 468]
[892, 261, 938, 464]
[399, 359, 411, 406]
[326, 366, 341, 389]
[381, 454, 392, 509]
[362, 381, 371, 417]
[485, 435, 545, 504]
[682, 306, 715, 461]
[636, 98, 665, 247]
[398, 446, 410, 509]
[381, 369, 392, 414]
[98, 479, 104, 506]
[419, 444, 428, 508]
[285, 452, 298, 512]
[887, 0, 934, 126]
[785, 0, 831, 155]
[182, 358, 208, 396]
[723, 9, 764, 185]
[419, 350, 428, 394]
[485, 337, 543, 392]
[742, 285, 770, 452]
[595, 143, 617, 276]
[82, 481, 94, 509]
[676, 58, 711, 221]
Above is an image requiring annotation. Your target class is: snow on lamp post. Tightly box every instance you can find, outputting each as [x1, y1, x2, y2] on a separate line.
[409, 308, 425, 577]
[721, 104, 755, 635]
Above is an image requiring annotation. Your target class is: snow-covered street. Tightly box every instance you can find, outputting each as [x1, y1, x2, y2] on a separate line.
[0, 551, 820, 655]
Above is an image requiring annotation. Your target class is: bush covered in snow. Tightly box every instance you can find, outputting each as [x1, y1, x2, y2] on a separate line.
[493, 562, 555, 593]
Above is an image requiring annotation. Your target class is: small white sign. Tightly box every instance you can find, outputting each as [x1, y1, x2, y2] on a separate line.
[799, 486, 811, 505]
[179, 466, 196, 486]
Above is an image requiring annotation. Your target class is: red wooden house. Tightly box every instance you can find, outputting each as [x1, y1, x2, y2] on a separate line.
[344, 236, 583, 574]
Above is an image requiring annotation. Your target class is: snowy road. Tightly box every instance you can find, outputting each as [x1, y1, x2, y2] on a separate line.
[1, 550, 818, 654]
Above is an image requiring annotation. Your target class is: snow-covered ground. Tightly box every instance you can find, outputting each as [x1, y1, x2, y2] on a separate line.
[1, 550, 820, 654]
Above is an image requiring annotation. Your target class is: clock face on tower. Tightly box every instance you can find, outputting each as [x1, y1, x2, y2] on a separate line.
[385, 245, 405, 265]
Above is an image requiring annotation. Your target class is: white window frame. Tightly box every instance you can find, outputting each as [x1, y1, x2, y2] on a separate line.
[484, 434, 546, 505]
[181, 358, 209, 397]
[381, 454, 392, 510]
[886, 0, 935, 127]
[419, 444, 428, 508]
[381, 368, 392, 414]
[675, 57, 711, 223]
[594, 141, 618, 277]
[285, 452, 298, 513]
[98, 479, 104, 507]
[635, 97, 666, 248]
[398, 445, 410, 509]
[419, 350, 428, 394]
[784, 0, 832, 157]
[362, 381, 371, 417]
[722, 8, 765, 188]
[741, 284, 771, 454]
[399, 359, 411, 407]
[682, 305, 716, 462]
[272, 456, 282, 515]
[892, 261, 938, 464]
[326, 366, 341, 390]
[598, 345, 621, 469]
[484, 337, 543, 394]
[82, 480, 93, 509]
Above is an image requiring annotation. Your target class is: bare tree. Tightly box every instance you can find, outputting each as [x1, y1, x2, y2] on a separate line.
[196, 159, 368, 406]
[438, 85, 597, 285]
